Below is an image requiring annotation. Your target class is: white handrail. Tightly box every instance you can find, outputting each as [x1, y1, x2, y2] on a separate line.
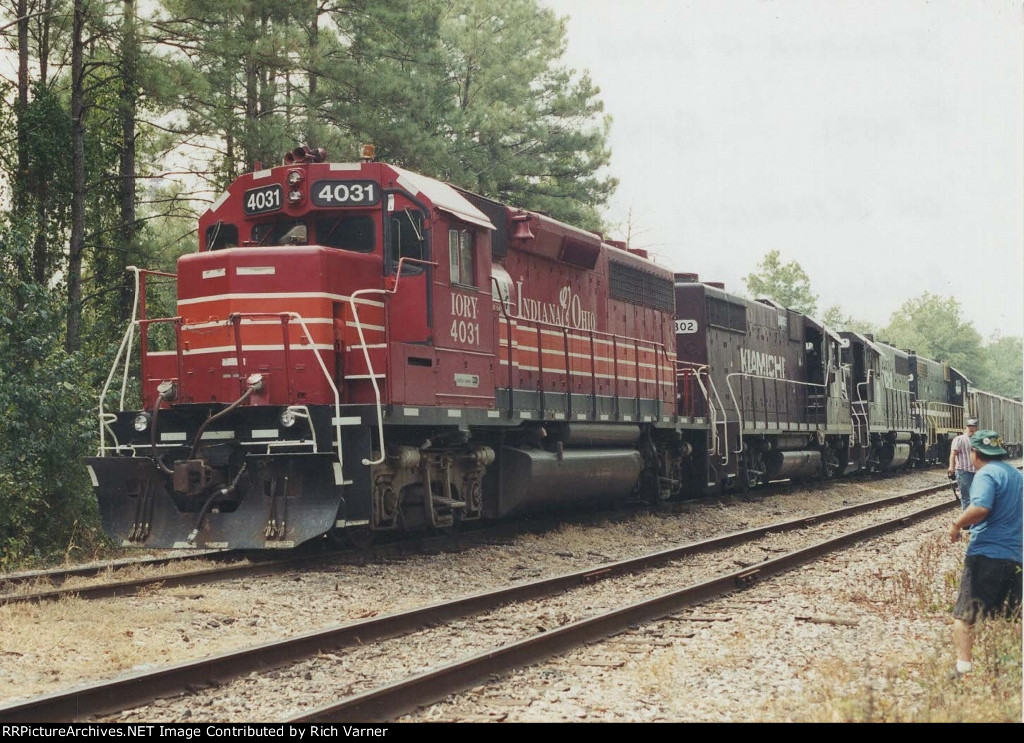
[282, 313, 343, 478]
[723, 371, 828, 438]
[691, 371, 718, 456]
[705, 375, 730, 464]
[347, 288, 387, 466]
[348, 257, 438, 467]
[119, 268, 141, 410]
[96, 267, 142, 454]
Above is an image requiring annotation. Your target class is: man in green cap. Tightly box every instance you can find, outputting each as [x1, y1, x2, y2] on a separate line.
[948, 429, 1022, 677]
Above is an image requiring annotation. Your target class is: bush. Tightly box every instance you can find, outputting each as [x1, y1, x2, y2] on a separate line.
[0, 282, 110, 569]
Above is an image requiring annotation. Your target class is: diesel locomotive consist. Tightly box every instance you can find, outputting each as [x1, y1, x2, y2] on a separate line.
[87, 146, 1023, 550]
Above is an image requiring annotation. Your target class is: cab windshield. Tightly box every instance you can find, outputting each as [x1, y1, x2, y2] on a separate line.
[250, 220, 308, 246]
[315, 214, 375, 252]
[248, 215, 376, 253]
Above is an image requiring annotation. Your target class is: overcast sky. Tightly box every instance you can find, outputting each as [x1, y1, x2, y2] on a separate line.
[543, 0, 1023, 341]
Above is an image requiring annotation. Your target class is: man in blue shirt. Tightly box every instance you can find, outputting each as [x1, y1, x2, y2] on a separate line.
[948, 429, 1023, 677]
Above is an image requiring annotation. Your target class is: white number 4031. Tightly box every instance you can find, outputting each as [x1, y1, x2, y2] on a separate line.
[450, 319, 479, 345]
[317, 183, 373, 203]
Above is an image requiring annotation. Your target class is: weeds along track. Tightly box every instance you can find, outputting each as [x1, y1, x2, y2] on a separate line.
[0, 480, 960, 723]
[0, 551, 321, 605]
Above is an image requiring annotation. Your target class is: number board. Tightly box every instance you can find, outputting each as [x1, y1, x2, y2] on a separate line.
[311, 180, 380, 208]
[243, 184, 283, 215]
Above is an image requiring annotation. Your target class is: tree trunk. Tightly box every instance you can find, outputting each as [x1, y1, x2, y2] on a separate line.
[39, 0, 52, 84]
[15, 0, 31, 281]
[307, 0, 318, 138]
[117, 0, 139, 322]
[244, 37, 258, 169]
[66, 0, 86, 352]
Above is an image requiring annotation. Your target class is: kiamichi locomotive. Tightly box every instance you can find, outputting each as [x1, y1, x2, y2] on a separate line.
[87, 146, 1023, 550]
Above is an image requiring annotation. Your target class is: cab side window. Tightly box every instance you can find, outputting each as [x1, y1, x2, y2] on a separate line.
[388, 209, 425, 269]
[448, 228, 475, 286]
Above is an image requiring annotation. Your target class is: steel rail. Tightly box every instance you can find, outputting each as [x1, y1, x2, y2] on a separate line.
[290, 497, 954, 722]
[0, 472, 854, 605]
[0, 513, 600, 605]
[0, 513, 612, 605]
[0, 550, 239, 594]
[0, 552, 323, 605]
[0, 481, 955, 723]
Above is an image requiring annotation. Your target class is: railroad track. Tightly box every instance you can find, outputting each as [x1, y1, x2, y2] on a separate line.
[0, 479, 795, 606]
[0, 550, 238, 594]
[0, 508, 645, 605]
[0, 480, 959, 723]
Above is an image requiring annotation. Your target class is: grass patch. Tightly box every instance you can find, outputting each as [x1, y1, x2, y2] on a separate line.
[803, 533, 1021, 722]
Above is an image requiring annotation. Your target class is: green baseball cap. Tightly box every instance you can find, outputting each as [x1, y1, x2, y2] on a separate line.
[970, 429, 1007, 456]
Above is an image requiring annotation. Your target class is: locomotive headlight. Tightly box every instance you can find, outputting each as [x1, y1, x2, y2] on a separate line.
[286, 169, 304, 186]
[280, 409, 298, 428]
[133, 412, 151, 432]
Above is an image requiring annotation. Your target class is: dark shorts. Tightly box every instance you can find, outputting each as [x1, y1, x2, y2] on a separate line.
[953, 554, 1023, 623]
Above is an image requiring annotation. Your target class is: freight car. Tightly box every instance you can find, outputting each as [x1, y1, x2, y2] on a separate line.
[87, 147, 1021, 551]
[970, 389, 1023, 457]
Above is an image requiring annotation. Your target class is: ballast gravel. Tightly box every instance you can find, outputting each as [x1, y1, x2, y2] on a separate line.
[0, 468, 1017, 722]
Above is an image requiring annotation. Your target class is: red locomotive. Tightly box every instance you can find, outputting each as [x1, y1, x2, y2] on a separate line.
[88, 147, 684, 549]
[87, 146, 1021, 551]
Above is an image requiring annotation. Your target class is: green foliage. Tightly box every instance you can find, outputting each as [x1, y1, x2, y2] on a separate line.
[0, 80, 74, 284]
[437, 0, 616, 229]
[878, 292, 987, 384]
[821, 305, 877, 336]
[0, 232, 108, 569]
[315, 0, 616, 229]
[743, 249, 818, 315]
[155, 0, 319, 184]
[973, 335, 1023, 400]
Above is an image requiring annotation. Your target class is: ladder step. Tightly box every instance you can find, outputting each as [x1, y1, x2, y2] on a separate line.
[432, 497, 466, 508]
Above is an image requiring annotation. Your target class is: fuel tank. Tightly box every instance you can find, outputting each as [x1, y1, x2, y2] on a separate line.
[496, 447, 644, 517]
[765, 450, 822, 480]
[880, 443, 911, 469]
